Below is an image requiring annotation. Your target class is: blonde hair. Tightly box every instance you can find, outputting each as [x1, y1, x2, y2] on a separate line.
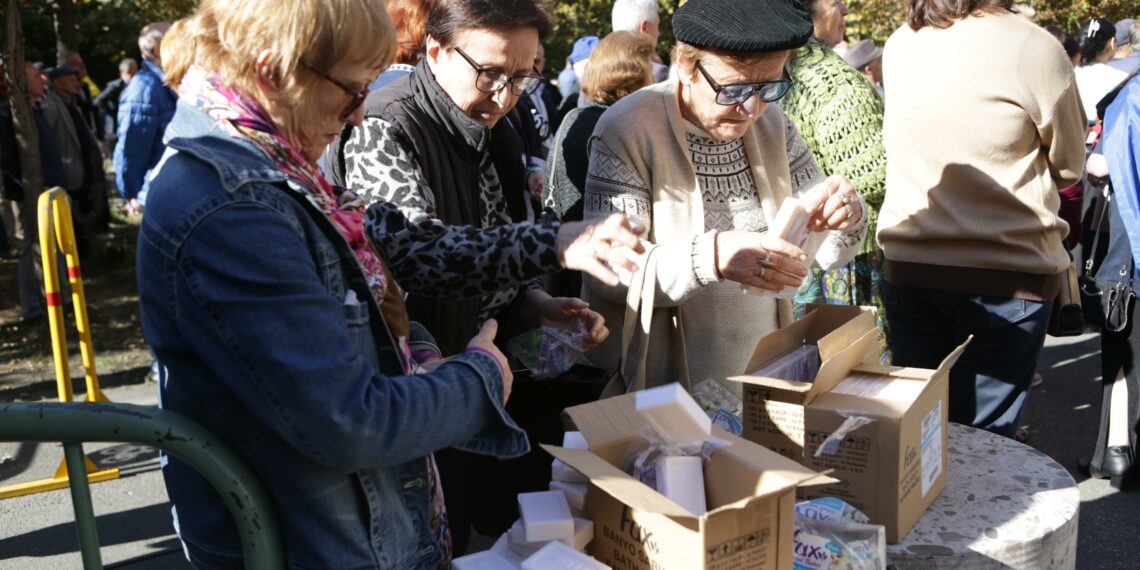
[582, 31, 655, 106]
[164, 0, 395, 113]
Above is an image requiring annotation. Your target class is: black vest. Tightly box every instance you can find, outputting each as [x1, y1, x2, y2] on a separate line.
[327, 60, 530, 354]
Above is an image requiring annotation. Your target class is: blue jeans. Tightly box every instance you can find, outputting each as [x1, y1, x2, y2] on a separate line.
[883, 281, 1053, 438]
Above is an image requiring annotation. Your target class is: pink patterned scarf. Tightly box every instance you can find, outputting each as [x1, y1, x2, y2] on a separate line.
[178, 67, 393, 333]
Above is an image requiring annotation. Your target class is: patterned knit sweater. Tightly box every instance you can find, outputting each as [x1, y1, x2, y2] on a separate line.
[581, 78, 867, 394]
[781, 39, 886, 255]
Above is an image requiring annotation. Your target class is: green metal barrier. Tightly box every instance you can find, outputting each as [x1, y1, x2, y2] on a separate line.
[0, 402, 286, 569]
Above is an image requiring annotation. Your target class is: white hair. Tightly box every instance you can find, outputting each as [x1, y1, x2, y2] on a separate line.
[138, 22, 171, 63]
[611, 0, 659, 34]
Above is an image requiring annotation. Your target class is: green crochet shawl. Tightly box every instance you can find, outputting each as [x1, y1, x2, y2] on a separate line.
[780, 38, 886, 255]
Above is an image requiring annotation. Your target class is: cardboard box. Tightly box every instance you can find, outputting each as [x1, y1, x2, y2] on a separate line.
[728, 307, 968, 544]
[732, 305, 879, 462]
[545, 393, 834, 570]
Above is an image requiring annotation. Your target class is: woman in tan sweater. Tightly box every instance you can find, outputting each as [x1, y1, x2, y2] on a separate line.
[878, 0, 1086, 437]
[583, 0, 867, 393]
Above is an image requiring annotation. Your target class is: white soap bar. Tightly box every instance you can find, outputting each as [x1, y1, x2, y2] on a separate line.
[518, 490, 574, 542]
[552, 458, 589, 484]
[492, 532, 527, 567]
[569, 517, 594, 551]
[562, 431, 589, 450]
[744, 197, 812, 299]
[509, 521, 546, 559]
[522, 540, 611, 570]
[655, 456, 707, 516]
[770, 197, 812, 299]
[509, 515, 594, 555]
[635, 383, 712, 444]
[771, 196, 811, 248]
[549, 480, 588, 511]
[453, 550, 519, 570]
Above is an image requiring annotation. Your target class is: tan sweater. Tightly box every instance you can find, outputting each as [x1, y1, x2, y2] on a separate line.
[582, 79, 866, 394]
[877, 12, 1086, 298]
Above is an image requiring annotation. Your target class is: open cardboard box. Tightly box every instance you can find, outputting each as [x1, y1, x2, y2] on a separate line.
[732, 305, 879, 461]
[544, 393, 836, 570]
[728, 307, 969, 543]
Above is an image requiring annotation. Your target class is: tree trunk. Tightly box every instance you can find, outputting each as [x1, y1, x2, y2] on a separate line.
[4, 0, 45, 215]
[52, 0, 78, 61]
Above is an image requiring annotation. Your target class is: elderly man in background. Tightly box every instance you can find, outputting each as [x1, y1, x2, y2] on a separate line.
[1, 62, 67, 320]
[843, 38, 884, 98]
[94, 58, 139, 142]
[114, 22, 175, 216]
[42, 66, 108, 235]
[59, 51, 103, 140]
[39, 68, 88, 199]
[1110, 19, 1140, 73]
[611, 0, 669, 82]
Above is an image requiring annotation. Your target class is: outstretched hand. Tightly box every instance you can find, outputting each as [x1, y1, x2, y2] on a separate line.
[558, 214, 647, 286]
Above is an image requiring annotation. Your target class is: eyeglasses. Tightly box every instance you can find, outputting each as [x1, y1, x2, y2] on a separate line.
[695, 61, 793, 106]
[453, 46, 543, 98]
[300, 61, 368, 121]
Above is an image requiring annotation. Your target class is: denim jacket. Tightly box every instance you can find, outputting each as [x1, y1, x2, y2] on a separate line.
[138, 102, 529, 569]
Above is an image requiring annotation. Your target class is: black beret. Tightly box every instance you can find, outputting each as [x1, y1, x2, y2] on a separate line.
[673, 0, 814, 53]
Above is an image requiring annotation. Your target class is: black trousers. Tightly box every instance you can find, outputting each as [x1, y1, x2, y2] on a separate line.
[1093, 302, 1140, 469]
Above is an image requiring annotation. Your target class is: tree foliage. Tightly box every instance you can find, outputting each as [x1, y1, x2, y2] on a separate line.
[844, 1, 1139, 45]
[1, 0, 196, 86]
[545, 0, 680, 78]
[3, 0, 1136, 86]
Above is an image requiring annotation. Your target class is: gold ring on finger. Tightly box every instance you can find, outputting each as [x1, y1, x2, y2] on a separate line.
[844, 204, 855, 220]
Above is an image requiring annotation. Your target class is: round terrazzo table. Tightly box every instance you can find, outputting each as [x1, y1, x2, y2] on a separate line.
[886, 423, 1079, 569]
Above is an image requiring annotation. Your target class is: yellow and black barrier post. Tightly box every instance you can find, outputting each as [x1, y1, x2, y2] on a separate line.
[0, 189, 120, 499]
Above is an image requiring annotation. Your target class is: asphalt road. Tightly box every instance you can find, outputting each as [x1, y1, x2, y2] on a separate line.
[0, 333, 1137, 568]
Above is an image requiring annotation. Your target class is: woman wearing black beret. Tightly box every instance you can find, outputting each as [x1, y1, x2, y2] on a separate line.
[581, 0, 868, 394]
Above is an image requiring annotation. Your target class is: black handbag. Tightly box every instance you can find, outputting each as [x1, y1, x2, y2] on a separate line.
[1078, 188, 1137, 333]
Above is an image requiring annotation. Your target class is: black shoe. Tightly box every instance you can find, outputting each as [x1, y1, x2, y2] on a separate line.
[1089, 446, 1135, 489]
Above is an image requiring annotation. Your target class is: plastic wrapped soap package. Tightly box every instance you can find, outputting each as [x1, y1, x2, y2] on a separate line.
[691, 379, 744, 436]
[752, 344, 821, 382]
[793, 499, 885, 570]
[621, 423, 730, 498]
[507, 323, 591, 380]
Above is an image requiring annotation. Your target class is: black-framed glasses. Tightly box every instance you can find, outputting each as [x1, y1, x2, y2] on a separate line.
[695, 61, 793, 106]
[453, 46, 543, 98]
[300, 61, 368, 121]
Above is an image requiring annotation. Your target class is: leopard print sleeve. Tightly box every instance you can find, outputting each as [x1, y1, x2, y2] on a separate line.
[365, 201, 562, 299]
[345, 117, 436, 222]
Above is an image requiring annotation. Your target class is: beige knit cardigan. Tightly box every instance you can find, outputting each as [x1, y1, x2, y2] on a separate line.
[582, 78, 866, 392]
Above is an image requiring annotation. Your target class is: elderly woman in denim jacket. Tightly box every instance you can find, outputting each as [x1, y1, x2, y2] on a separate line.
[140, 1, 642, 568]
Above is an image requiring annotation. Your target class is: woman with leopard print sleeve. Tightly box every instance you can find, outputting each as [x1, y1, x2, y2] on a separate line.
[334, 0, 589, 358]
[333, 0, 643, 553]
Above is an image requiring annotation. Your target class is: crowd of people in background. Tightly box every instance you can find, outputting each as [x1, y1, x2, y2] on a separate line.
[2, 0, 1140, 568]
[0, 22, 177, 323]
